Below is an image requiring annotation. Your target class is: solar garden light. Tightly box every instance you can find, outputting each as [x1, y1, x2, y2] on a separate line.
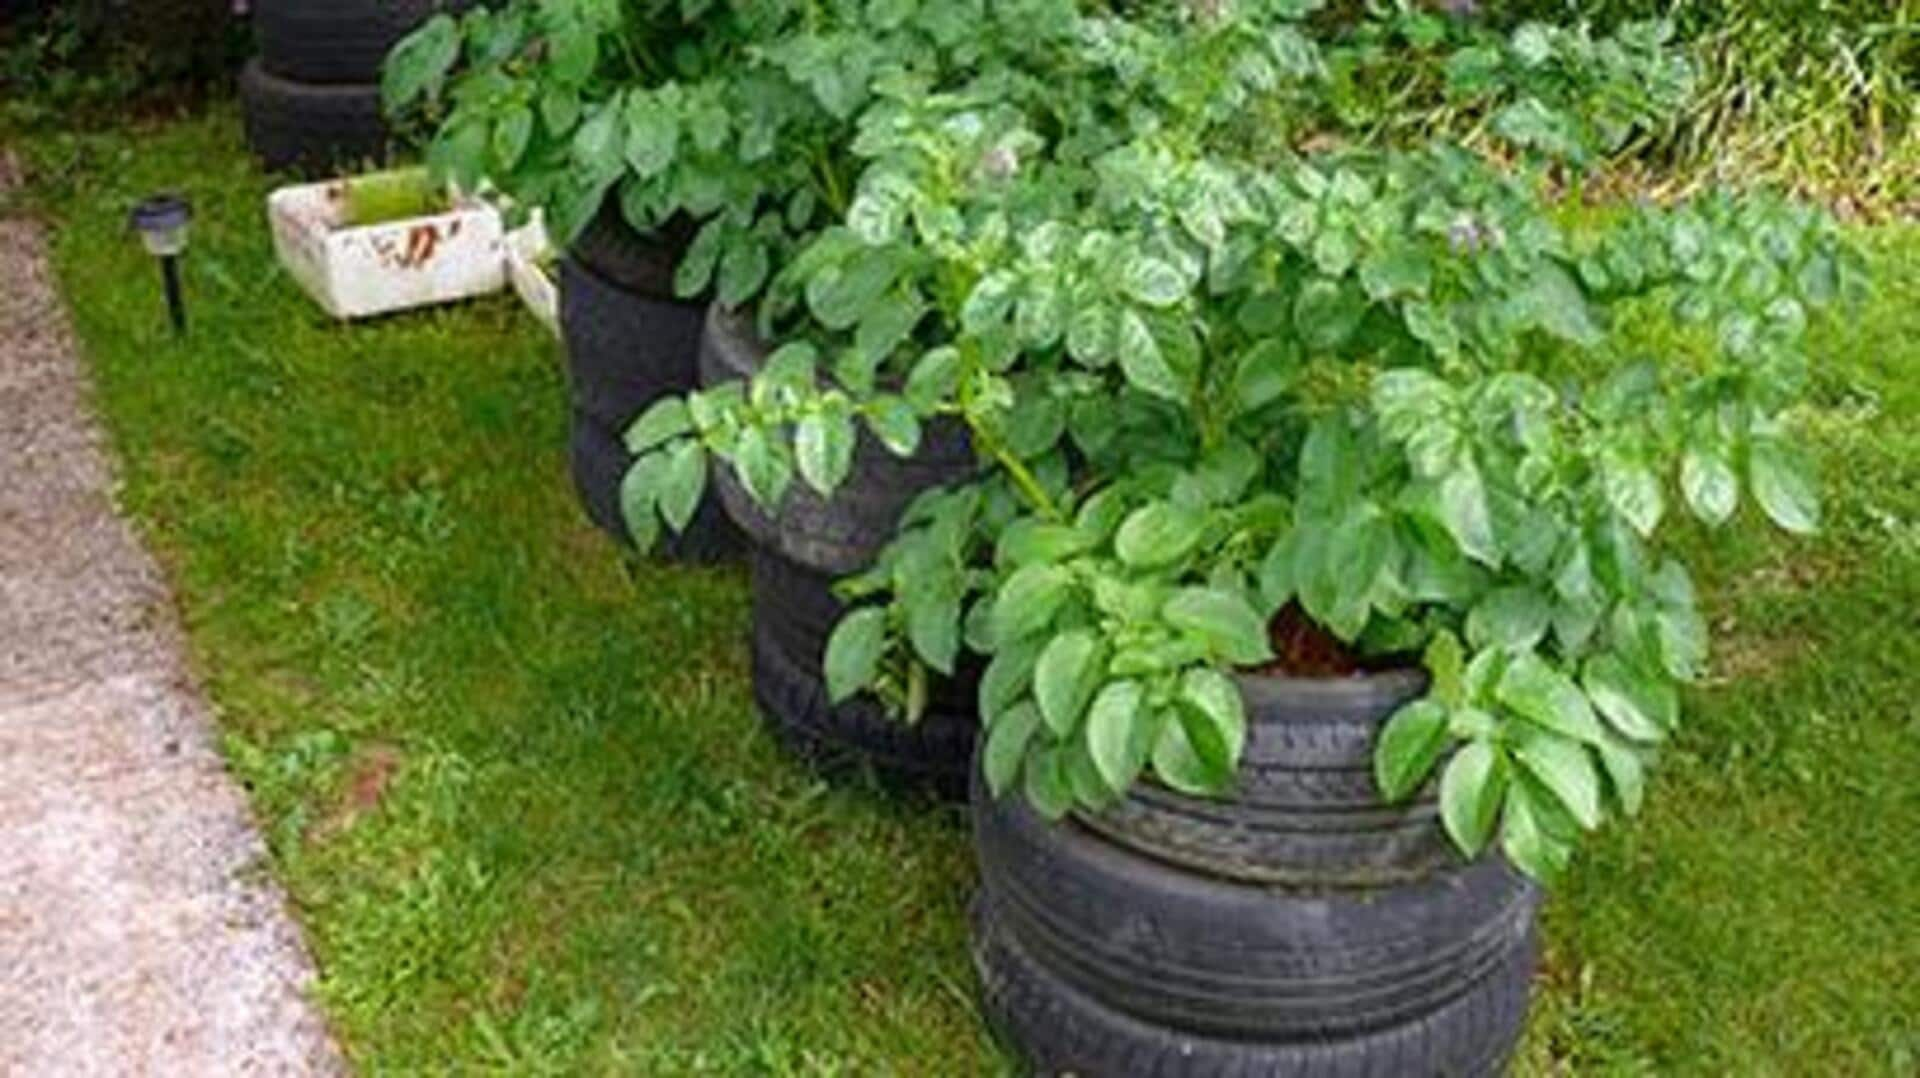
[130, 193, 192, 335]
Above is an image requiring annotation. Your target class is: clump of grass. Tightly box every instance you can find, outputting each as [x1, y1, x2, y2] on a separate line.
[1320, 0, 1919, 211]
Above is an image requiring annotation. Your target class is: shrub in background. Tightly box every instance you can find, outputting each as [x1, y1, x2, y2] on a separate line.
[1, 0, 245, 128]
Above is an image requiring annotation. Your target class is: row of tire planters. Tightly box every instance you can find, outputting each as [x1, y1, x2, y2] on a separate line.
[701, 305, 980, 797]
[973, 669, 1542, 1076]
[241, 0, 476, 175]
[561, 199, 739, 562]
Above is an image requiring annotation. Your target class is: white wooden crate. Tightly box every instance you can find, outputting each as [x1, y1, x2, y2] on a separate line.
[267, 177, 505, 320]
[504, 214, 559, 337]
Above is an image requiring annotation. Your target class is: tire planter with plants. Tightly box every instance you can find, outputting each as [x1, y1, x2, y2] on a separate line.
[557, 201, 740, 562]
[701, 305, 979, 791]
[750, 549, 978, 797]
[971, 670, 1542, 1076]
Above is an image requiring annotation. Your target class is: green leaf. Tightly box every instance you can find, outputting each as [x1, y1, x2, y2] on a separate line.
[1024, 747, 1074, 820]
[1375, 699, 1450, 802]
[1439, 739, 1507, 857]
[1680, 444, 1738, 526]
[571, 102, 622, 172]
[1162, 588, 1273, 666]
[1116, 309, 1185, 402]
[1581, 654, 1673, 742]
[1497, 653, 1608, 745]
[1115, 503, 1204, 569]
[492, 104, 533, 171]
[1466, 586, 1552, 652]
[1233, 339, 1297, 412]
[1426, 630, 1467, 707]
[539, 87, 580, 137]
[1359, 242, 1433, 300]
[996, 521, 1092, 569]
[1439, 467, 1500, 567]
[1086, 680, 1145, 793]
[979, 634, 1045, 727]
[618, 453, 663, 552]
[1603, 448, 1664, 537]
[907, 587, 961, 675]
[961, 272, 1016, 334]
[624, 397, 692, 455]
[1065, 743, 1119, 810]
[1179, 667, 1247, 766]
[1152, 709, 1221, 796]
[904, 347, 962, 413]
[824, 607, 887, 704]
[991, 564, 1073, 643]
[1512, 730, 1603, 830]
[983, 701, 1041, 798]
[1501, 778, 1572, 882]
[865, 396, 921, 457]
[1034, 630, 1102, 737]
[716, 240, 770, 307]
[1655, 605, 1709, 682]
[795, 411, 855, 496]
[623, 97, 679, 179]
[1749, 436, 1820, 535]
[1124, 256, 1188, 308]
[731, 426, 792, 508]
[1293, 277, 1366, 352]
[381, 15, 459, 112]
[1595, 734, 1647, 817]
[656, 441, 707, 533]
[1257, 532, 1297, 608]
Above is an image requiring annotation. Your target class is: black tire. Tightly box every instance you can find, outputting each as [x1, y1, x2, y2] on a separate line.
[239, 59, 389, 176]
[751, 550, 977, 797]
[559, 256, 707, 430]
[1077, 669, 1457, 888]
[973, 897, 1535, 1078]
[254, 0, 477, 85]
[567, 195, 700, 302]
[976, 770, 1539, 1043]
[701, 305, 976, 576]
[567, 411, 739, 563]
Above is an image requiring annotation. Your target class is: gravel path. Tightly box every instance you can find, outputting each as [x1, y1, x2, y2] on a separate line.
[0, 154, 344, 1075]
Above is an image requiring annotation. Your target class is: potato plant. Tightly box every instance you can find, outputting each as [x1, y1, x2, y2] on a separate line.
[404, 0, 1863, 882]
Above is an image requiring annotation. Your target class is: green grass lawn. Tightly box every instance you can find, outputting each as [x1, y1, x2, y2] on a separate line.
[12, 108, 1918, 1075]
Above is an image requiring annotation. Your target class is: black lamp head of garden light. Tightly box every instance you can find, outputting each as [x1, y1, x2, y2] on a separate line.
[129, 193, 192, 335]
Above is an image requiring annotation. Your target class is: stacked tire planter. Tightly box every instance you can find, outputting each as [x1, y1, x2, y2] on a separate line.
[973, 670, 1542, 1076]
[701, 306, 980, 796]
[243, 0, 474, 175]
[560, 200, 739, 562]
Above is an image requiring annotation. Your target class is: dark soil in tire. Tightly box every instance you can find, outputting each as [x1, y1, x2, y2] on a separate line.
[699, 305, 975, 577]
[568, 411, 739, 563]
[975, 767, 1539, 1042]
[254, 0, 477, 85]
[972, 895, 1535, 1078]
[239, 59, 389, 176]
[1077, 669, 1457, 888]
[750, 549, 976, 797]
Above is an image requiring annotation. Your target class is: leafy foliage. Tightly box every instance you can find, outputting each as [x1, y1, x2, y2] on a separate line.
[408, 1, 1865, 883]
